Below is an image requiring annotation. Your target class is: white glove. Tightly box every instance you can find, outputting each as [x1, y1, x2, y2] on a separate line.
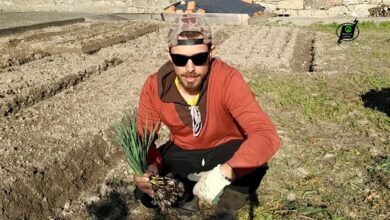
[187, 164, 231, 204]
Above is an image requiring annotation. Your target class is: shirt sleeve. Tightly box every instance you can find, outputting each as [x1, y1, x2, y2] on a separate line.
[224, 70, 280, 178]
[137, 75, 163, 171]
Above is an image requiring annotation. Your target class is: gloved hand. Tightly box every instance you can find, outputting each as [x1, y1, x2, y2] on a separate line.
[187, 164, 231, 204]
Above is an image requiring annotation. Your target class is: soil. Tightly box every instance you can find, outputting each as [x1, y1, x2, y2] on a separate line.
[0, 19, 330, 220]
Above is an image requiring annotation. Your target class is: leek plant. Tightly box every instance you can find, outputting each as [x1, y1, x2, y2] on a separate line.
[115, 110, 185, 214]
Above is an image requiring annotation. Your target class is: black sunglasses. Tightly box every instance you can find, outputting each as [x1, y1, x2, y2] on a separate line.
[170, 52, 209, 67]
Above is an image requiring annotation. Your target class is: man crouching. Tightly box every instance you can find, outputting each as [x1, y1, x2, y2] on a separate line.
[134, 14, 280, 219]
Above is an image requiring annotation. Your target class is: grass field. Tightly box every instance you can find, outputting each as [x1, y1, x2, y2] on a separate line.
[235, 22, 389, 220]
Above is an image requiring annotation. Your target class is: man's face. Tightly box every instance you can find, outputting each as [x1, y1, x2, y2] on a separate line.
[169, 43, 212, 93]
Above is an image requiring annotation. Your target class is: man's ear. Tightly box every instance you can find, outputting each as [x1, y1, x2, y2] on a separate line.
[210, 45, 216, 57]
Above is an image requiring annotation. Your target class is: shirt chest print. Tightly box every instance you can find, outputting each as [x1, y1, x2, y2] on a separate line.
[190, 105, 202, 137]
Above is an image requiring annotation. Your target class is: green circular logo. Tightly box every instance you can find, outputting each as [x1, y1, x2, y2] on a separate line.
[345, 25, 353, 33]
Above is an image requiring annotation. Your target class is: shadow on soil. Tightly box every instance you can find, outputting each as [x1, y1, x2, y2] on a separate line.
[362, 88, 390, 117]
[86, 191, 129, 220]
[361, 88, 390, 117]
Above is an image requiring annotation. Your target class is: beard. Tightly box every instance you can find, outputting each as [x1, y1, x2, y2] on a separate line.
[177, 74, 202, 93]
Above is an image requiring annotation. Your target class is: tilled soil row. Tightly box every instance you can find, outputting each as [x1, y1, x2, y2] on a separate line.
[215, 26, 298, 71]
[291, 31, 316, 72]
[0, 22, 159, 116]
[0, 21, 158, 69]
[0, 55, 123, 116]
[0, 25, 168, 220]
[0, 23, 311, 219]
[0, 49, 51, 71]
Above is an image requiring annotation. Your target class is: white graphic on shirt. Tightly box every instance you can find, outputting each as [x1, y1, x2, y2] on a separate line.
[190, 105, 202, 137]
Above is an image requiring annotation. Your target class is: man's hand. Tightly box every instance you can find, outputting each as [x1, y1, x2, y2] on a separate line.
[219, 163, 236, 181]
[188, 164, 234, 204]
[134, 164, 159, 197]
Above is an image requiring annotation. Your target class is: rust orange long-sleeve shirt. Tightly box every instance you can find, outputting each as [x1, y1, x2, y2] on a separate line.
[137, 58, 280, 178]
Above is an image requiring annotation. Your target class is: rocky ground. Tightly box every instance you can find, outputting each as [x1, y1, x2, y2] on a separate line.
[0, 19, 388, 220]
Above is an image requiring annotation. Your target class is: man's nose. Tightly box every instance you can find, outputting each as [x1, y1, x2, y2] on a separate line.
[186, 59, 195, 73]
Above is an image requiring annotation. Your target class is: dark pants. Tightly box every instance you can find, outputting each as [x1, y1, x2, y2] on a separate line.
[134, 139, 268, 212]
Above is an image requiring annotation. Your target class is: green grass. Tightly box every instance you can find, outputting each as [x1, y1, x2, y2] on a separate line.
[237, 23, 390, 220]
[250, 72, 390, 132]
[246, 70, 389, 219]
[265, 22, 390, 132]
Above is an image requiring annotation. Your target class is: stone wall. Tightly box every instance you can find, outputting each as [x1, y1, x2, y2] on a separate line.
[0, 0, 388, 17]
[0, 0, 176, 13]
[254, 0, 390, 17]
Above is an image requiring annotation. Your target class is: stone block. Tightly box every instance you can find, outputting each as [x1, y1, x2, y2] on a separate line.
[299, 9, 313, 16]
[277, 0, 304, 10]
[343, 0, 365, 5]
[274, 9, 287, 15]
[86, 1, 115, 13]
[242, 0, 254, 4]
[150, 8, 163, 13]
[55, 3, 77, 12]
[110, 2, 128, 13]
[0, 3, 15, 11]
[312, 9, 328, 17]
[383, 0, 390, 4]
[369, 0, 384, 3]
[286, 9, 299, 17]
[258, 3, 277, 12]
[35, 3, 57, 11]
[327, 6, 349, 16]
[348, 4, 378, 17]
[126, 7, 139, 13]
[131, 0, 150, 9]
[160, 0, 174, 7]
[305, 0, 342, 10]
[138, 8, 145, 13]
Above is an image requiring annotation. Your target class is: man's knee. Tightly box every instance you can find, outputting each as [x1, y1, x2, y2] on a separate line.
[231, 163, 269, 194]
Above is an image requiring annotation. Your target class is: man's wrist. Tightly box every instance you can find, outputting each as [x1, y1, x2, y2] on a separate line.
[219, 163, 236, 182]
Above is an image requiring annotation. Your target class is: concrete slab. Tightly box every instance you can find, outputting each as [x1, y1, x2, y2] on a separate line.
[0, 18, 85, 37]
[161, 13, 249, 25]
[0, 12, 95, 29]
[248, 14, 276, 25]
[113, 13, 249, 25]
[84, 14, 129, 22]
[90, 13, 160, 22]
